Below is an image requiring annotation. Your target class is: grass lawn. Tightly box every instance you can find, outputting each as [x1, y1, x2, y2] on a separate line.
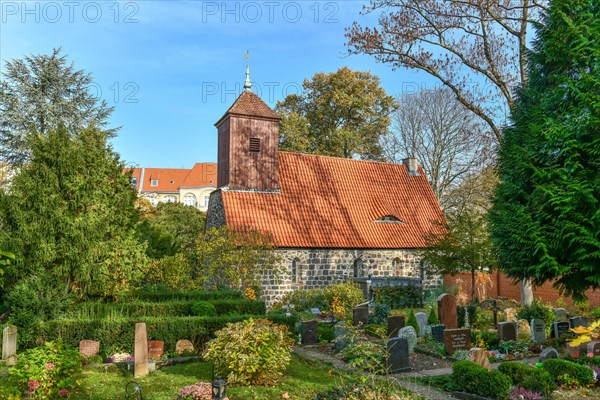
[55, 354, 416, 400]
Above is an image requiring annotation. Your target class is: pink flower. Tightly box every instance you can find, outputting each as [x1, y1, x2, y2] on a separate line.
[45, 362, 55, 371]
[58, 388, 69, 397]
[588, 352, 594, 358]
[28, 380, 40, 389]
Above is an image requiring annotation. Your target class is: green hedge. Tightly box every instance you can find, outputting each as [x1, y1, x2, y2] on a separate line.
[541, 358, 594, 387]
[452, 360, 511, 400]
[133, 289, 244, 302]
[497, 362, 556, 396]
[64, 299, 266, 319]
[373, 285, 422, 309]
[33, 314, 298, 355]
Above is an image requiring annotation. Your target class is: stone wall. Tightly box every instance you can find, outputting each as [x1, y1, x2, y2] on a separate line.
[261, 248, 443, 307]
[206, 190, 226, 229]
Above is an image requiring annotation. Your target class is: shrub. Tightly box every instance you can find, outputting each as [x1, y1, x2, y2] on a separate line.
[190, 301, 217, 317]
[471, 329, 499, 349]
[516, 299, 555, 328]
[313, 382, 404, 400]
[590, 306, 600, 319]
[427, 307, 438, 325]
[406, 310, 419, 333]
[273, 288, 328, 314]
[324, 282, 365, 317]
[510, 387, 543, 400]
[134, 289, 243, 302]
[10, 339, 82, 399]
[452, 360, 511, 400]
[318, 323, 335, 342]
[541, 358, 594, 387]
[497, 362, 556, 396]
[203, 318, 294, 386]
[370, 303, 390, 325]
[211, 299, 266, 315]
[472, 308, 493, 331]
[176, 382, 227, 400]
[373, 284, 422, 309]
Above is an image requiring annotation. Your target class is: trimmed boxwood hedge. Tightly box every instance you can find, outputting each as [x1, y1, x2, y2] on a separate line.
[65, 299, 266, 319]
[33, 314, 298, 355]
[452, 360, 511, 400]
[497, 362, 556, 396]
[541, 358, 594, 387]
[133, 289, 244, 302]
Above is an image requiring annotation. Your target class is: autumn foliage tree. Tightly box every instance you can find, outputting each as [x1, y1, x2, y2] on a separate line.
[276, 67, 395, 159]
[490, 0, 600, 300]
[345, 0, 546, 142]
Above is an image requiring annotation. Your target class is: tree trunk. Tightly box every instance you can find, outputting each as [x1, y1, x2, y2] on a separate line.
[520, 280, 533, 305]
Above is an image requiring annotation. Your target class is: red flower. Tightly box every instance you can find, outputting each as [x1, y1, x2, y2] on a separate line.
[45, 362, 55, 371]
[58, 388, 70, 397]
[28, 380, 40, 389]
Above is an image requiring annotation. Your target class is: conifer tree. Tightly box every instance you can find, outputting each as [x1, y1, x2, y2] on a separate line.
[490, 0, 600, 300]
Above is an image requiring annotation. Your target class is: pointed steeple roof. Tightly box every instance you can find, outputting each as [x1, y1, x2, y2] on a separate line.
[215, 90, 280, 126]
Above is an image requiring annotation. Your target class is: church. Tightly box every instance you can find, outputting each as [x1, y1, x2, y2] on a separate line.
[206, 73, 446, 305]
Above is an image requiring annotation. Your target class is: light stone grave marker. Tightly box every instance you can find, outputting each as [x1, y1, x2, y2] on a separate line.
[415, 312, 428, 336]
[398, 326, 417, 353]
[530, 319, 546, 343]
[2, 326, 17, 366]
[79, 340, 100, 357]
[134, 323, 149, 378]
[175, 340, 194, 355]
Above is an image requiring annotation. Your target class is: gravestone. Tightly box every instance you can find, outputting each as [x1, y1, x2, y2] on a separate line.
[468, 347, 492, 370]
[387, 315, 405, 338]
[301, 320, 318, 345]
[111, 352, 132, 363]
[497, 322, 517, 341]
[415, 312, 428, 336]
[398, 326, 417, 353]
[310, 308, 321, 316]
[437, 294, 457, 329]
[569, 316, 589, 329]
[539, 347, 558, 362]
[553, 308, 568, 322]
[79, 340, 100, 357]
[443, 328, 471, 355]
[431, 324, 445, 343]
[134, 323, 149, 378]
[334, 322, 350, 352]
[387, 337, 411, 373]
[504, 308, 518, 323]
[175, 340, 194, 355]
[567, 343, 581, 358]
[423, 325, 432, 337]
[551, 321, 571, 339]
[353, 307, 368, 327]
[147, 340, 164, 360]
[586, 341, 600, 357]
[530, 319, 546, 343]
[2, 326, 17, 366]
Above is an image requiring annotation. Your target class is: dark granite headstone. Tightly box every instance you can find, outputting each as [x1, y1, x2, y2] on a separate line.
[353, 307, 368, 327]
[539, 347, 558, 362]
[437, 294, 457, 329]
[587, 341, 600, 357]
[497, 322, 517, 341]
[569, 316, 589, 329]
[387, 337, 411, 373]
[530, 319, 546, 343]
[443, 328, 471, 355]
[387, 315, 405, 338]
[432, 324, 445, 343]
[551, 321, 571, 339]
[302, 320, 318, 345]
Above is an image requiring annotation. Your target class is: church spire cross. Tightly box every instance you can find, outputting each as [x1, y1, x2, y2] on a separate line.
[243, 50, 252, 91]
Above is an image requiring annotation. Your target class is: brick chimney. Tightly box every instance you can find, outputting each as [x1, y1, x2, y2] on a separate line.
[402, 157, 419, 175]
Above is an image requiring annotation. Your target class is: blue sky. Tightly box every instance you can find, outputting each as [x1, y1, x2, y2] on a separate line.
[1, 1, 437, 168]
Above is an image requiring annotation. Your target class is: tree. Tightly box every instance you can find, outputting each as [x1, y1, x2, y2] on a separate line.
[422, 209, 496, 302]
[0, 125, 146, 299]
[489, 0, 600, 300]
[382, 88, 491, 209]
[0, 48, 115, 165]
[345, 0, 547, 142]
[276, 67, 396, 159]
[196, 227, 283, 292]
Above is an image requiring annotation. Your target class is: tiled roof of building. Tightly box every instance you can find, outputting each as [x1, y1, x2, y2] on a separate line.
[181, 163, 218, 187]
[220, 152, 445, 249]
[216, 90, 280, 125]
[126, 164, 218, 192]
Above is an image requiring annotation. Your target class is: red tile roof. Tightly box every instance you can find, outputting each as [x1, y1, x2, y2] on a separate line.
[125, 164, 218, 192]
[215, 90, 280, 126]
[221, 152, 445, 249]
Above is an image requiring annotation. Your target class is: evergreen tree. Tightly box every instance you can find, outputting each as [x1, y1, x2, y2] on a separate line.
[0, 125, 146, 299]
[490, 0, 600, 300]
[0, 48, 115, 165]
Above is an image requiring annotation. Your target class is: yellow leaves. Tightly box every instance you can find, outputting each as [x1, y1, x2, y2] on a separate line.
[570, 326, 592, 335]
[569, 320, 600, 347]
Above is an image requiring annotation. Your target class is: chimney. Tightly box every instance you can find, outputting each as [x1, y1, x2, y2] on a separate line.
[402, 157, 419, 175]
